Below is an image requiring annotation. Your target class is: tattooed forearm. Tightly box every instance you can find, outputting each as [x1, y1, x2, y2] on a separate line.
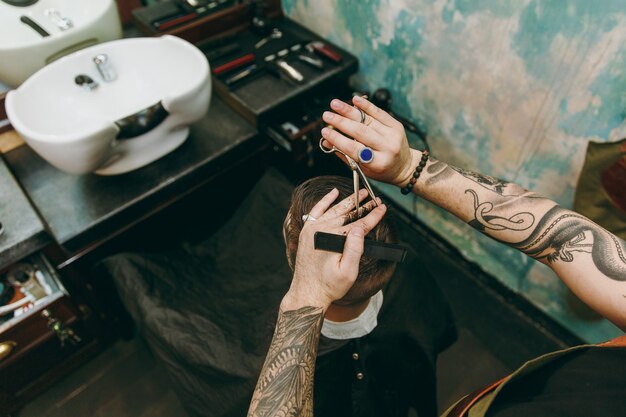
[416, 154, 626, 325]
[510, 206, 626, 282]
[426, 160, 534, 197]
[450, 166, 511, 194]
[461, 185, 626, 282]
[464, 190, 626, 281]
[248, 306, 323, 417]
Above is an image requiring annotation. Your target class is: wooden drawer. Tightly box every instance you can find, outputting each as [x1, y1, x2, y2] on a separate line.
[0, 255, 99, 416]
[0, 295, 85, 371]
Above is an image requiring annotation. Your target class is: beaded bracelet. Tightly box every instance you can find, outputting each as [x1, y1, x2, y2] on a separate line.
[400, 150, 429, 195]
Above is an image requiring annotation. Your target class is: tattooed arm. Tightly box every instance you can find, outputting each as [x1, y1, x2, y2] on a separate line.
[248, 188, 387, 416]
[411, 154, 626, 330]
[248, 305, 324, 417]
[321, 96, 626, 331]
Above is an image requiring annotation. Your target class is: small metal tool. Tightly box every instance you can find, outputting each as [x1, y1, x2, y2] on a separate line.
[276, 59, 304, 83]
[297, 53, 324, 69]
[225, 64, 259, 85]
[255, 28, 282, 49]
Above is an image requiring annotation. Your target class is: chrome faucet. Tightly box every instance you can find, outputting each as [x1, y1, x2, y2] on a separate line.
[75, 74, 98, 91]
[45, 8, 73, 31]
[93, 54, 117, 82]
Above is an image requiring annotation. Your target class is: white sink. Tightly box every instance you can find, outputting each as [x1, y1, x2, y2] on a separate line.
[6, 35, 211, 175]
[0, 0, 122, 87]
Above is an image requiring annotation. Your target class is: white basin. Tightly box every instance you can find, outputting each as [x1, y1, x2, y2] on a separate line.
[6, 35, 211, 175]
[0, 0, 122, 87]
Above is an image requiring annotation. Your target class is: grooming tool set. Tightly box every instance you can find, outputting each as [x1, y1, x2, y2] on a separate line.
[202, 19, 344, 90]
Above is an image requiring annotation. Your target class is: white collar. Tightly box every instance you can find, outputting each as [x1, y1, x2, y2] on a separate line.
[321, 291, 383, 340]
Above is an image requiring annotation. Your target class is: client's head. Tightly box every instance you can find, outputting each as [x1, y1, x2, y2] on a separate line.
[284, 176, 397, 306]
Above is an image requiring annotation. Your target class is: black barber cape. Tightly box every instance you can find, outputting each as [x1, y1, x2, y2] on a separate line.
[96, 168, 456, 417]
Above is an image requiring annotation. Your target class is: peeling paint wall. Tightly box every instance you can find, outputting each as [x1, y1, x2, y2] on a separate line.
[283, 0, 626, 342]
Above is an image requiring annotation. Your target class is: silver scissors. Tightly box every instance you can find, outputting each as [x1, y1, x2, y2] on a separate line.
[319, 128, 379, 216]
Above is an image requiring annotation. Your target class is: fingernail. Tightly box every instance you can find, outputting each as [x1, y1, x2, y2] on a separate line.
[353, 95, 365, 104]
[351, 226, 364, 237]
[321, 127, 330, 136]
[323, 111, 335, 121]
[330, 99, 343, 109]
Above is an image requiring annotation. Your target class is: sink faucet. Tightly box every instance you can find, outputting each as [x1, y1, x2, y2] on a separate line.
[93, 54, 117, 82]
[45, 8, 73, 31]
[74, 74, 98, 91]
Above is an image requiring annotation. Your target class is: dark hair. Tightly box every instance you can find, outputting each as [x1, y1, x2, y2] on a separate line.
[284, 175, 397, 304]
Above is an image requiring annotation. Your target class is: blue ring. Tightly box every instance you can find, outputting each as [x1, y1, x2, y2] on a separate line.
[358, 147, 374, 164]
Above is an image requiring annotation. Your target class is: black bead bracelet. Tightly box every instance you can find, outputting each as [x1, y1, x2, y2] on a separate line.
[400, 150, 429, 195]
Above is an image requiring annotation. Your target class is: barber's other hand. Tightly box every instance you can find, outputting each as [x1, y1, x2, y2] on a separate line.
[321, 96, 420, 187]
[281, 188, 387, 311]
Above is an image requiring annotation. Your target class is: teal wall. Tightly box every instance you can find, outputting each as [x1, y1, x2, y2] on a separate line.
[283, 0, 626, 342]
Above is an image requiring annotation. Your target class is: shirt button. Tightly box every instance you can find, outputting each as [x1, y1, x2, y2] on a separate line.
[356, 372, 364, 380]
[352, 353, 359, 360]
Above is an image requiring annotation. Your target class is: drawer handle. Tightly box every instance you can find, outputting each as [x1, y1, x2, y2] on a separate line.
[0, 341, 17, 362]
[41, 309, 82, 347]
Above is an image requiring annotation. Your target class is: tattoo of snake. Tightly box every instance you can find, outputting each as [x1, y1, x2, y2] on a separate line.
[512, 207, 626, 281]
[466, 190, 626, 281]
[466, 189, 535, 232]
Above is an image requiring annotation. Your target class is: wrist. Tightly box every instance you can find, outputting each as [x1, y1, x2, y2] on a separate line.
[394, 148, 421, 187]
[281, 288, 331, 313]
[399, 149, 430, 195]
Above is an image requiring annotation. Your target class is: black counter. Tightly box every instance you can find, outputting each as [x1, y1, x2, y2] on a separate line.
[0, 157, 50, 271]
[4, 95, 261, 256]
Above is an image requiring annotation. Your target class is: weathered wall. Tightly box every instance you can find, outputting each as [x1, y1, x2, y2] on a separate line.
[283, 0, 626, 341]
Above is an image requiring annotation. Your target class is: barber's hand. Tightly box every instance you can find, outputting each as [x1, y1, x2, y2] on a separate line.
[321, 96, 420, 187]
[281, 188, 387, 312]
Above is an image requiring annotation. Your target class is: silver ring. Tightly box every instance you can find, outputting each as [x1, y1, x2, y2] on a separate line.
[302, 214, 317, 222]
[358, 108, 366, 124]
[358, 146, 374, 164]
